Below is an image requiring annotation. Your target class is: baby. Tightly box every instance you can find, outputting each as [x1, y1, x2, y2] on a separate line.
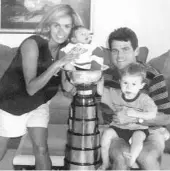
[100, 63, 159, 169]
[61, 25, 104, 71]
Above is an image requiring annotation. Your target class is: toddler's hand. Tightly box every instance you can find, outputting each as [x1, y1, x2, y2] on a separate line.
[114, 108, 137, 124]
[126, 108, 137, 117]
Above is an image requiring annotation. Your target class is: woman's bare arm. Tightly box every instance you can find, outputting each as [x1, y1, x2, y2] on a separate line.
[21, 39, 77, 96]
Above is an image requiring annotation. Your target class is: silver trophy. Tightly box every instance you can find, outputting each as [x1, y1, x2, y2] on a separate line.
[64, 65, 108, 170]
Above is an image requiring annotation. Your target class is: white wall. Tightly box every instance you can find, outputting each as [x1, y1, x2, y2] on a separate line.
[0, 0, 170, 61]
[0, 34, 31, 48]
[92, 0, 170, 61]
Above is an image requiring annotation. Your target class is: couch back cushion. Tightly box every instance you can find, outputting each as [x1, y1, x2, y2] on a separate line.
[137, 46, 149, 63]
[148, 50, 170, 98]
[0, 44, 17, 78]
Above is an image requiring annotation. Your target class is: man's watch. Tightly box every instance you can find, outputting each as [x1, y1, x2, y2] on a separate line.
[138, 118, 144, 123]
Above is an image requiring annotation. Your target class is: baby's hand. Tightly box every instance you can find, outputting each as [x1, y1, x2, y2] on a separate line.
[69, 45, 88, 55]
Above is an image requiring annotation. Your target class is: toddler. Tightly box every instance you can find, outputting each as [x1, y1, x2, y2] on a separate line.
[100, 63, 159, 169]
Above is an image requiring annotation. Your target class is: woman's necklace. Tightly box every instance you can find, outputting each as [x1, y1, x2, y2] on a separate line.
[50, 48, 58, 62]
[51, 56, 55, 62]
[48, 42, 60, 62]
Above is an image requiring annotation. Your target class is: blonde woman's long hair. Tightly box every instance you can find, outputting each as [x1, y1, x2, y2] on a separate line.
[36, 4, 83, 39]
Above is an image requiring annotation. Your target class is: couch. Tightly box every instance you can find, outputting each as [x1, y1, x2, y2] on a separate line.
[0, 43, 170, 169]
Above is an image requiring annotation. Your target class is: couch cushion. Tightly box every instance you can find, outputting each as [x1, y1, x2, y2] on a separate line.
[148, 50, 170, 98]
[49, 91, 71, 124]
[148, 50, 170, 152]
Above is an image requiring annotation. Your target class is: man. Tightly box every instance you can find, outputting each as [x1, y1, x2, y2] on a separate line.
[100, 27, 170, 170]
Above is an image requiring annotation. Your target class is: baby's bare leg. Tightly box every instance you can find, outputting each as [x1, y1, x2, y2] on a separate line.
[129, 130, 146, 167]
[100, 128, 118, 170]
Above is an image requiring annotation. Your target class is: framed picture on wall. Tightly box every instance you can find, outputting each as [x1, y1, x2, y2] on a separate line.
[0, 0, 92, 34]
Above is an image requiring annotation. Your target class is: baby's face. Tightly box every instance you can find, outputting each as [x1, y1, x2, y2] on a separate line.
[120, 74, 145, 99]
[74, 28, 92, 44]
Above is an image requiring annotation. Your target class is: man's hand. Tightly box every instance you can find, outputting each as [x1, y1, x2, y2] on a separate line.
[142, 112, 170, 126]
[99, 103, 114, 124]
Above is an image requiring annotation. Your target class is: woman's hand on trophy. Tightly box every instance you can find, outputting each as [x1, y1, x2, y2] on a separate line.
[61, 70, 77, 99]
[63, 86, 77, 99]
[96, 76, 104, 96]
[53, 68, 60, 76]
[57, 52, 79, 68]
[70, 86, 77, 96]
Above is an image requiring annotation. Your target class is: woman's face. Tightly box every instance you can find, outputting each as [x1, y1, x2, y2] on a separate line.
[49, 14, 73, 44]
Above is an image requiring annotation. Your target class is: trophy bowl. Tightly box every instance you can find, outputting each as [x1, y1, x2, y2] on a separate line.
[64, 65, 108, 85]
[69, 70, 102, 85]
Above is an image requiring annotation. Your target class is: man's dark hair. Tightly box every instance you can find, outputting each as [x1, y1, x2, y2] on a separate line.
[108, 27, 138, 50]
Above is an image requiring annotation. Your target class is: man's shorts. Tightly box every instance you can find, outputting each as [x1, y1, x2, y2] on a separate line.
[110, 125, 149, 143]
[0, 101, 50, 138]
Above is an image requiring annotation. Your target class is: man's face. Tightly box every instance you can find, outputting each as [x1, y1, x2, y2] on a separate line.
[110, 40, 139, 69]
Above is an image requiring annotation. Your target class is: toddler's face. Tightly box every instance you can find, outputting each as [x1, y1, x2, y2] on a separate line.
[120, 74, 145, 99]
[74, 28, 92, 44]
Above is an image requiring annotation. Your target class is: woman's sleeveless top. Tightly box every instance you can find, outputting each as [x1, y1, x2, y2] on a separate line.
[0, 35, 61, 115]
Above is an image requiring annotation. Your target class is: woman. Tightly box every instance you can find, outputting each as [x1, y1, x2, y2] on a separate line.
[0, 4, 82, 170]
